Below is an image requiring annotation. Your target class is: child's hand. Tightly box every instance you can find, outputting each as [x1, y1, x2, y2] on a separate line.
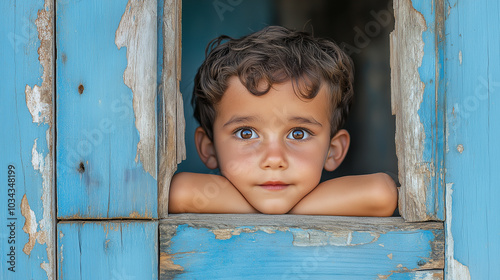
[169, 172, 258, 214]
[289, 173, 398, 216]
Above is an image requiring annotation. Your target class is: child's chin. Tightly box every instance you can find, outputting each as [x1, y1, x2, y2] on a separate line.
[253, 203, 292, 215]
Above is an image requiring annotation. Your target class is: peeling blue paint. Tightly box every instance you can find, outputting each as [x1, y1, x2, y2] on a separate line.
[165, 224, 439, 279]
[56, 0, 157, 219]
[413, 0, 446, 221]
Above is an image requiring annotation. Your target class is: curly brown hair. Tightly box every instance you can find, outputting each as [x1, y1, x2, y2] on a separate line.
[192, 26, 354, 140]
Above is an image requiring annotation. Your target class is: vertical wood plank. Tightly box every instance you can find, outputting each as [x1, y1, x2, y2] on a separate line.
[444, 0, 500, 279]
[0, 0, 56, 279]
[58, 221, 158, 280]
[158, 0, 185, 218]
[390, 0, 445, 222]
[56, 0, 157, 219]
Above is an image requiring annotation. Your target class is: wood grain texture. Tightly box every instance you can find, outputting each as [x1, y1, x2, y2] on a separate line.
[390, 0, 445, 222]
[0, 0, 55, 279]
[444, 0, 500, 278]
[158, 0, 186, 218]
[58, 221, 158, 280]
[160, 215, 444, 279]
[56, 0, 157, 219]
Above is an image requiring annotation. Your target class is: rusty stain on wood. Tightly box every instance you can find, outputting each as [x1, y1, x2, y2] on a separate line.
[22, 1, 56, 278]
[158, 0, 186, 218]
[390, 0, 431, 222]
[115, 0, 157, 179]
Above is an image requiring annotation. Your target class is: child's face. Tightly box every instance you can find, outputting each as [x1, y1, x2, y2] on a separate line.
[211, 77, 335, 214]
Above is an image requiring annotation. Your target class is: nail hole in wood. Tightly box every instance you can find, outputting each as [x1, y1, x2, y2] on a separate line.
[78, 162, 85, 173]
[78, 84, 84, 94]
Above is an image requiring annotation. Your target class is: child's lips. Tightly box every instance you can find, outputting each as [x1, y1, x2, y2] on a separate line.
[259, 181, 290, 190]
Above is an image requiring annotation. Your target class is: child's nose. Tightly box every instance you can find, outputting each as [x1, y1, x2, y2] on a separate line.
[260, 140, 288, 170]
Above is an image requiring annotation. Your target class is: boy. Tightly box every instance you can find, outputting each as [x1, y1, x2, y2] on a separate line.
[169, 26, 398, 216]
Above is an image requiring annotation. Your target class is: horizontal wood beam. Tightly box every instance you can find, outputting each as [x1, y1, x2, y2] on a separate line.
[160, 214, 444, 279]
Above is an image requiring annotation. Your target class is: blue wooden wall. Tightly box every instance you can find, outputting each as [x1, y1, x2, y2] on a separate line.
[58, 221, 158, 280]
[2, 0, 160, 279]
[3, 0, 500, 279]
[55, 0, 160, 279]
[56, 0, 157, 219]
[1, 1, 56, 278]
[444, 0, 500, 278]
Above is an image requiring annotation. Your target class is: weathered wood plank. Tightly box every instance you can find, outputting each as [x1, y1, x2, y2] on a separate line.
[56, 0, 157, 219]
[160, 215, 444, 279]
[390, 0, 445, 222]
[444, 0, 500, 279]
[158, 0, 186, 218]
[58, 221, 158, 280]
[0, 0, 55, 279]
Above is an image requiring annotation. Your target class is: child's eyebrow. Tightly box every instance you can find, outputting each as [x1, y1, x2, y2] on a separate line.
[223, 116, 260, 127]
[289, 116, 323, 127]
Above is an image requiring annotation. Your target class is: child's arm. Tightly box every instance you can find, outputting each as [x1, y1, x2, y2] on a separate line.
[289, 173, 398, 216]
[168, 172, 258, 214]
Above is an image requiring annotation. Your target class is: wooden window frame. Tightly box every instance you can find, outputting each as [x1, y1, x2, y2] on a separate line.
[158, 0, 445, 222]
[157, 0, 446, 277]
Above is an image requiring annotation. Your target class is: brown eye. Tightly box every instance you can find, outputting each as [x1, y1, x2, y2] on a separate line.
[292, 130, 304, 139]
[236, 128, 257, 139]
[287, 129, 310, 140]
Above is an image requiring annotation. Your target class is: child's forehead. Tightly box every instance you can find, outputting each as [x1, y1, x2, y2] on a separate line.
[215, 77, 332, 122]
[218, 76, 333, 109]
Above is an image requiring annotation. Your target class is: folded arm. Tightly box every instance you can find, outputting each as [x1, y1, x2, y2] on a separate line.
[289, 173, 398, 216]
[168, 172, 258, 214]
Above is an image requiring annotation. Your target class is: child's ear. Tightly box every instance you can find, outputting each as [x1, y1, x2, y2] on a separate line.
[324, 129, 350, 171]
[194, 127, 218, 169]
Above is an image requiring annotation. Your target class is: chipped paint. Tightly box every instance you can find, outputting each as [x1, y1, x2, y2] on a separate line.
[21, 195, 38, 255]
[209, 226, 383, 247]
[160, 252, 184, 272]
[210, 226, 293, 240]
[115, 0, 157, 178]
[456, 144, 464, 153]
[211, 227, 257, 240]
[387, 253, 393, 260]
[445, 183, 471, 279]
[292, 229, 380, 247]
[23, 1, 55, 279]
[379, 270, 443, 279]
[391, 0, 432, 222]
[459, 50, 462, 65]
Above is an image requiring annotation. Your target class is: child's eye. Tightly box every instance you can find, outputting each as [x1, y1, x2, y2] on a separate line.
[287, 128, 311, 140]
[235, 128, 259, 139]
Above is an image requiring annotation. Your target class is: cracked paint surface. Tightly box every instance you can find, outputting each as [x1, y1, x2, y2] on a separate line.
[391, 0, 433, 222]
[23, 1, 55, 278]
[115, 0, 157, 178]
